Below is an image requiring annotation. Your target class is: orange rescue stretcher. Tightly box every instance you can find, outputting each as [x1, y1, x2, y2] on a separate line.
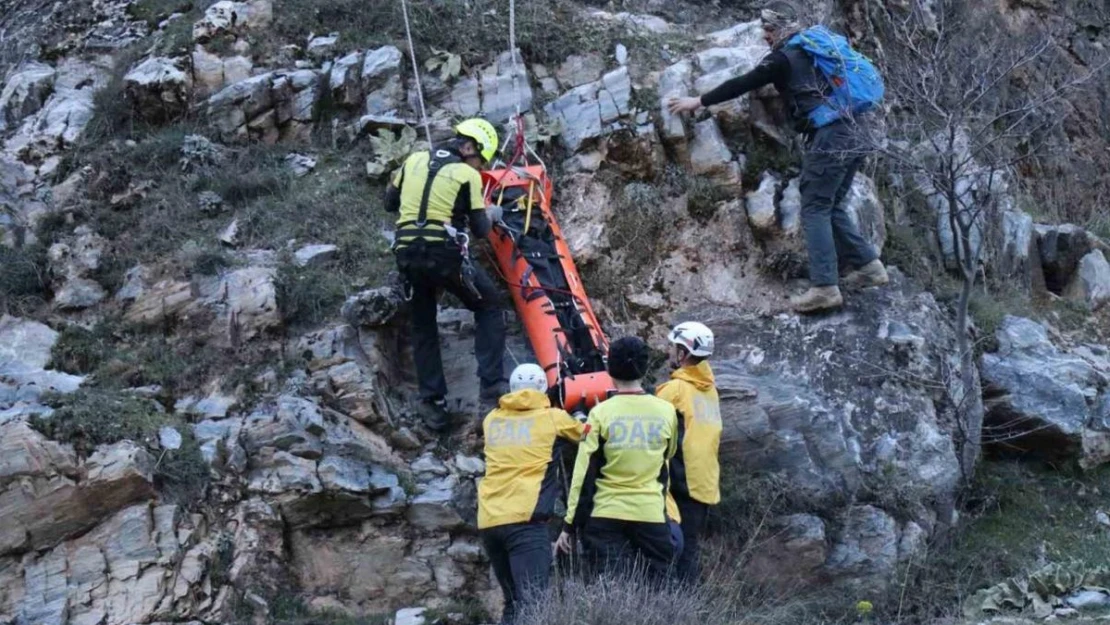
[481, 165, 614, 412]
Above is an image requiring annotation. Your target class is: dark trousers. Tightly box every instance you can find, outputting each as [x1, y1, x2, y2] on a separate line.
[395, 242, 505, 400]
[674, 496, 709, 584]
[584, 517, 675, 582]
[800, 121, 879, 286]
[481, 522, 552, 625]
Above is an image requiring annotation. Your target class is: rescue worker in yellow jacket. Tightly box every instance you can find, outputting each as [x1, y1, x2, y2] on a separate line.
[555, 336, 680, 581]
[657, 322, 722, 584]
[385, 119, 508, 431]
[479, 363, 585, 625]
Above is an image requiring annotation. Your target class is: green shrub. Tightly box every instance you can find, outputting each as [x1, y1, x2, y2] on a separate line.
[49, 323, 119, 374]
[268, 0, 621, 66]
[685, 176, 732, 224]
[276, 261, 349, 328]
[32, 388, 169, 452]
[0, 244, 51, 314]
[608, 182, 667, 270]
[30, 388, 210, 503]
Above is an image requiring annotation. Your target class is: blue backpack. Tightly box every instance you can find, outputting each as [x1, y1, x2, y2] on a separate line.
[786, 26, 884, 128]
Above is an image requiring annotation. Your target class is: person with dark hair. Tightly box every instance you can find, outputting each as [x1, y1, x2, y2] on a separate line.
[657, 322, 721, 585]
[385, 118, 508, 430]
[555, 336, 680, 582]
[668, 1, 889, 313]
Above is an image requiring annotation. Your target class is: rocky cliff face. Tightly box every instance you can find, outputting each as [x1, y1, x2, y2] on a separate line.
[1, 0, 1109, 623]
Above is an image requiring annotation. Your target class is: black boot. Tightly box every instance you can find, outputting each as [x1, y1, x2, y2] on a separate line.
[417, 398, 451, 432]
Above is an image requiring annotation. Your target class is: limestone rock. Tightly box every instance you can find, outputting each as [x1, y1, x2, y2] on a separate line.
[362, 46, 403, 88]
[291, 530, 434, 612]
[306, 33, 338, 60]
[0, 429, 155, 556]
[745, 172, 778, 232]
[1036, 223, 1106, 294]
[124, 57, 191, 122]
[205, 266, 281, 340]
[453, 453, 485, 476]
[294, 243, 337, 267]
[7, 502, 186, 625]
[341, 286, 406, 327]
[329, 51, 365, 108]
[285, 153, 317, 177]
[980, 316, 1110, 468]
[0, 316, 60, 376]
[53, 278, 107, 310]
[555, 54, 605, 89]
[544, 67, 631, 151]
[825, 505, 899, 594]
[407, 475, 464, 531]
[124, 280, 196, 325]
[1064, 249, 1110, 310]
[3, 59, 103, 167]
[0, 63, 56, 133]
[746, 514, 827, 587]
[477, 50, 532, 124]
[658, 60, 693, 152]
[997, 210, 1039, 291]
[396, 607, 427, 625]
[689, 118, 733, 175]
[193, 0, 273, 42]
[695, 21, 770, 96]
[555, 175, 613, 263]
[191, 48, 253, 97]
[691, 278, 969, 592]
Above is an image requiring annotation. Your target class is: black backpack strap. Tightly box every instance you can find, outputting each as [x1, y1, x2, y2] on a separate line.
[416, 148, 463, 227]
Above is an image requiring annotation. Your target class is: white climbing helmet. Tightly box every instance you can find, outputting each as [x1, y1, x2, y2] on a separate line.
[510, 363, 548, 393]
[668, 321, 715, 358]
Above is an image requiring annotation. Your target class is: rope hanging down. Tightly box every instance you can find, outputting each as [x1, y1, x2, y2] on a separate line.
[399, 0, 434, 148]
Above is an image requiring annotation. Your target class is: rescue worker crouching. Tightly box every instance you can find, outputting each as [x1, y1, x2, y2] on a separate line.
[385, 118, 509, 431]
[556, 337, 680, 582]
[657, 322, 722, 585]
[478, 364, 586, 625]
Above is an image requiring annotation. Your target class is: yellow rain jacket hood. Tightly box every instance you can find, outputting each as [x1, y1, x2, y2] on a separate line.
[478, 389, 584, 529]
[656, 361, 722, 505]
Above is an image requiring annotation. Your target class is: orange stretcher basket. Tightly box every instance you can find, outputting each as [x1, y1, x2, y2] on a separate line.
[481, 165, 614, 412]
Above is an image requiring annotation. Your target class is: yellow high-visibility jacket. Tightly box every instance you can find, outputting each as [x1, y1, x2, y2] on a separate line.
[478, 389, 585, 530]
[656, 361, 722, 505]
[564, 392, 679, 530]
[389, 150, 485, 246]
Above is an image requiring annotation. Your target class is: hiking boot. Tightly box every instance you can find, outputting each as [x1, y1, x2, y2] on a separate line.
[790, 286, 844, 314]
[842, 259, 890, 290]
[417, 398, 451, 432]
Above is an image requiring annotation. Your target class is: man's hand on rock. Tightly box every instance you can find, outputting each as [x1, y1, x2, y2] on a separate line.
[667, 96, 702, 114]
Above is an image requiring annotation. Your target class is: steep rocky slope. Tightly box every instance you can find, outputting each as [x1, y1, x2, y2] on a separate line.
[2, 0, 1110, 624]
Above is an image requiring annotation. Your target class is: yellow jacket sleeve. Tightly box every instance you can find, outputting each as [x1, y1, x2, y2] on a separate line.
[553, 409, 586, 442]
[666, 407, 679, 460]
[467, 167, 486, 212]
[563, 410, 601, 532]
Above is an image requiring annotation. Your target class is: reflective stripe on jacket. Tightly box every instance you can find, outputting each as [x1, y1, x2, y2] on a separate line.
[479, 389, 585, 529]
[657, 361, 722, 505]
[564, 392, 679, 529]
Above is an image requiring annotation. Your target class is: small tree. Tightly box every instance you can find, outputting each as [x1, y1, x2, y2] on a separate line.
[871, 0, 1107, 478]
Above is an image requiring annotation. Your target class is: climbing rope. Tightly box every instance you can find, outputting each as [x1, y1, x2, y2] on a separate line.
[399, 0, 434, 148]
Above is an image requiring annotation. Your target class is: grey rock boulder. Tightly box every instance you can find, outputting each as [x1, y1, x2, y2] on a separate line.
[0, 63, 56, 132]
[980, 315, 1110, 468]
[1064, 249, 1110, 310]
[124, 57, 191, 122]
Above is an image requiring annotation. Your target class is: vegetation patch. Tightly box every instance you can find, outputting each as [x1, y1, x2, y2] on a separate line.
[685, 176, 732, 224]
[29, 388, 210, 504]
[889, 460, 1110, 623]
[0, 244, 51, 316]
